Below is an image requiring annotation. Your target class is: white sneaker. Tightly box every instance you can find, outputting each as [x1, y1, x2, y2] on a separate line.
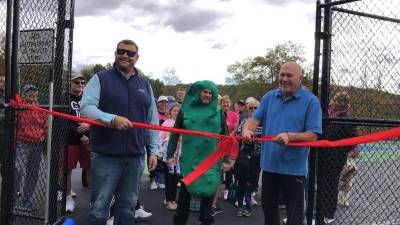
[251, 196, 258, 206]
[324, 218, 335, 224]
[70, 190, 77, 198]
[234, 199, 246, 207]
[150, 181, 158, 190]
[158, 183, 166, 189]
[223, 190, 229, 200]
[135, 208, 152, 220]
[106, 216, 114, 225]
[66, 195, 75, 213]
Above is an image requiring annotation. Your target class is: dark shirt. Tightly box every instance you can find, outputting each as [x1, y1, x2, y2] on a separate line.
[67, 93, 89, 145]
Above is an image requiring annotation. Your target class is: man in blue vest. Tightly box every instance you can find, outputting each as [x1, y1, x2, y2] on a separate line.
[81, 39, 159, 225]
[242, 62, 322, 225]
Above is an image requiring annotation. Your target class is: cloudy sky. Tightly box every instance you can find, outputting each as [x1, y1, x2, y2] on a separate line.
[72, 0, 316, 84]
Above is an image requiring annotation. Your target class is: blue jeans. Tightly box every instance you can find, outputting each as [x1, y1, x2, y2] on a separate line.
[88, 152, 144, 225]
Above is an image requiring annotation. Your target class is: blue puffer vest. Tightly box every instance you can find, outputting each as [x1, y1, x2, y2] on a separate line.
[90, 67, 152, 156]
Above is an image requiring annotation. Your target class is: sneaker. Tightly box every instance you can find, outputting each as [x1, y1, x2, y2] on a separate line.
[158, 183, 166, 189]
[106, 216, 114, 225]
[70, 190, 77, 198]
[211, 207, 223, 216]
[223, 190, 229, 200]
[234, 199, 246, 207]
[163, 199, 167, 205]
[324, 218, 335, 224]
[20, 200, 34, 211]
[150, 181, 158, 190]
[135, 208, 152, 221]
[66, 195, 75, 213]
[236, 208, 243, 217]
[251, 196, 258, 206]
[242, 208, 252, 217]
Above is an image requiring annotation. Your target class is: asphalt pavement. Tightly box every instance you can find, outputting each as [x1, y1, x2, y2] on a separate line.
[68, 168, 265, 225]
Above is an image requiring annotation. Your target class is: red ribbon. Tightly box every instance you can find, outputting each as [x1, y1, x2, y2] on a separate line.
[9, 94, 400, 185]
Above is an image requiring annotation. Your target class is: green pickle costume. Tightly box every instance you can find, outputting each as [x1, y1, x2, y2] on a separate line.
[167, 80, 227, 197]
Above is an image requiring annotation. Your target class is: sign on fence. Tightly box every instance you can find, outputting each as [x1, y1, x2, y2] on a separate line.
[19, 29, 54, 64]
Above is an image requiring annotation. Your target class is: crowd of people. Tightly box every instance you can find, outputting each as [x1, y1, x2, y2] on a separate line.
[0, 39, 360, 225]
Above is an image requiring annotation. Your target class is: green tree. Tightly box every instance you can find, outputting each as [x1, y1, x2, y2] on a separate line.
[80, 63, 107, 81]
[225, 41, 307, 85]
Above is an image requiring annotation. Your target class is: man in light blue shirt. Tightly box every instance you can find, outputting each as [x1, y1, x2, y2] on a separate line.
[242, 62, 322, 225]
[81, 39, 159, 225]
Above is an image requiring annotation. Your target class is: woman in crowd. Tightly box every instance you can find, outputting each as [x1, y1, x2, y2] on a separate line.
[211, 95, 239, 216]
[316, 91, 358, 224]
[235, 99, 262, 217]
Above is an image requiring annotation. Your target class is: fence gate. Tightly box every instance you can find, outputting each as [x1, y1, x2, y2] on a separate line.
[310, 0, 400, 225]
[0, 0, 75, 224]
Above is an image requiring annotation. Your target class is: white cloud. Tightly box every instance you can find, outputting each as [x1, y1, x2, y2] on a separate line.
[72, 0, 315, 84]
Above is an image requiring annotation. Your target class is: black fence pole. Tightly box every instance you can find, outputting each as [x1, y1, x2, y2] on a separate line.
[1, 0, 19, 224]
[320, 0, 332, 117]
[314, 1, 332, 225]
[307, 2, 323, 224]
[47, 0, 67, 223]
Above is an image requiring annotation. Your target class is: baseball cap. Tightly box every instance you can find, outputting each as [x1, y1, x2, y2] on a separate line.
[158, 95, 168, 102]
[71, 72, 84, 81]
[245, 97, 256, 104]
[21, 84, 38, 93]
[236, 100, 245, 105]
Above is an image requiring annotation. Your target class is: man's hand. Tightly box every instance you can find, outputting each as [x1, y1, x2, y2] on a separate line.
[77, 123, 90, 133]
[113, 116, 132, 130]
[80, 135, 90, 145]
[221, 161, 233, 172]
[167, 158, 176, 168]
[273, 132, 290, 145]
[148, 154, 158, 171]
[242, 129, 254, 139]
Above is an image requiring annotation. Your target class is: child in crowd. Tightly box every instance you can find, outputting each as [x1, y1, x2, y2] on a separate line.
[160, 104, 181, 210]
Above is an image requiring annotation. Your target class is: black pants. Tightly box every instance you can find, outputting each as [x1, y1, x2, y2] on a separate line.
[223, 169, 234, 187]
[165, 172, 179, 201]
[316, 149, 347, 224]
[173, 183, 214, 225]
[237, 178, 252, 208]
[262, 171, 305, 225]
[236, 154, 261, 209]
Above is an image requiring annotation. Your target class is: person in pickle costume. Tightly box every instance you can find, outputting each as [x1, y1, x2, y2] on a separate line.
[167, 80, 233, 225]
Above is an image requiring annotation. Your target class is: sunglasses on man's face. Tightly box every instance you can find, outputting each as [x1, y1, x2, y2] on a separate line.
[248, 107, 257, 110]
[116, 49, 137, 57]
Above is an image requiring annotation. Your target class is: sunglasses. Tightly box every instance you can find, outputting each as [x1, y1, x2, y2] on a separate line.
[74, 81, 85, 85]
[116, 48, 137, 57]
[248, 107, 258, 110]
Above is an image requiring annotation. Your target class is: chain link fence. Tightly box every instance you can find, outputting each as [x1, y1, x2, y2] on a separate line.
[0, 0, 74, 224]
[312, 0, 400, 225]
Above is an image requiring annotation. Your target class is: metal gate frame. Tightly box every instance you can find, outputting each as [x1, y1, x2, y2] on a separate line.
[309, 0, 400, 225]
[0, 0, 75, 224]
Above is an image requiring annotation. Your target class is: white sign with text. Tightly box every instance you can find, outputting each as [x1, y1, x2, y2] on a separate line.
[19, 29, 54, 64]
